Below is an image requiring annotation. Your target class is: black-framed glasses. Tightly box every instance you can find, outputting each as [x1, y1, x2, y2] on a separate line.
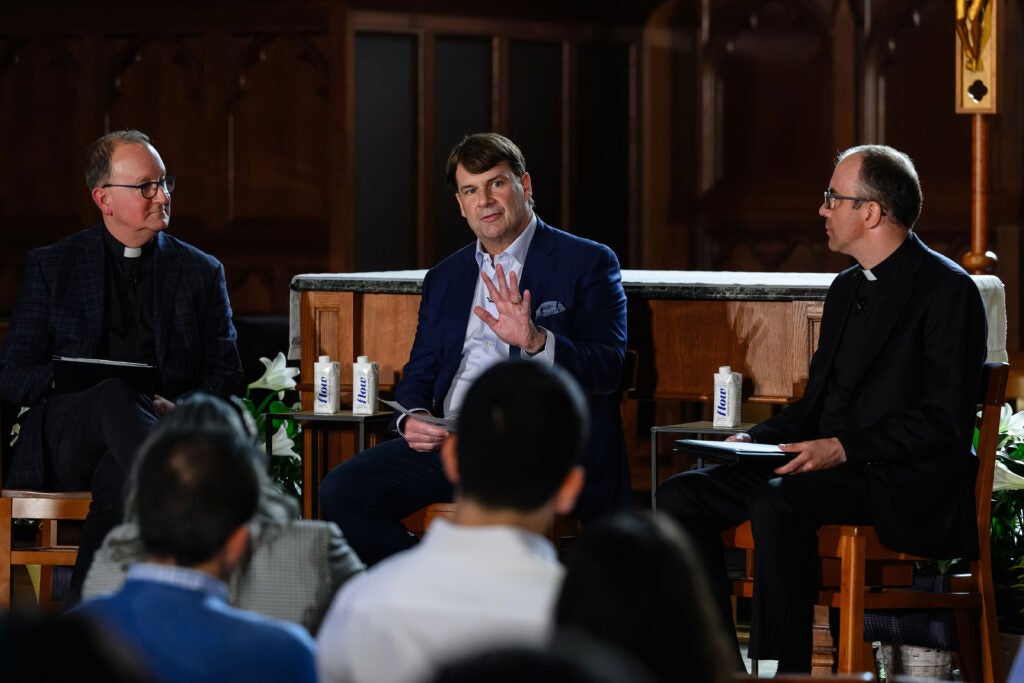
[103, 176, 175, 199]
[822, 190, 886, 215]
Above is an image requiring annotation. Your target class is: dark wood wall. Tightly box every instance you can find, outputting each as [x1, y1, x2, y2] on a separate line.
[1, 0, 1022, 344]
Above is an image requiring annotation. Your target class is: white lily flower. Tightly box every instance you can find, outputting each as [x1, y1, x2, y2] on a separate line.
[248, 352, 300, 393]
[993, 460, 1024, 492]
[1004, 408, 1024, 440]
[263, 424, 300, 460]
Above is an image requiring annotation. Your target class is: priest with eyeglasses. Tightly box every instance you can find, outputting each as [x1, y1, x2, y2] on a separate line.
[0, 129, 244, 605]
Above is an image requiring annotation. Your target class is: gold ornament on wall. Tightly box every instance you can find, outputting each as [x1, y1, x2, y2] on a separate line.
[956, 0, 998, 113]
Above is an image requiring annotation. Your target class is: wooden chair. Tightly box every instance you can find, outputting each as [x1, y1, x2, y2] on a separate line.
[0, 405, 92, 610]
[723, 362, 1008, 683]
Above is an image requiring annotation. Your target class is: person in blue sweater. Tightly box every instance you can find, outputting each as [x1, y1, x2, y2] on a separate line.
[70, 427, 317, 683]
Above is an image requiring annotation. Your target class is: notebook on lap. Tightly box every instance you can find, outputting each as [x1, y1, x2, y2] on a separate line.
[673, 438, 794, 466]
[52, 356, 158, 397]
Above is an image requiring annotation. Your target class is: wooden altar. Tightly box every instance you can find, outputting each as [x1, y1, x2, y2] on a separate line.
[288, 269, 1007, 492]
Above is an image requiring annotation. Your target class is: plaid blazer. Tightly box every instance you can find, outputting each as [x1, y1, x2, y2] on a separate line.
[0, 223, 244, 488]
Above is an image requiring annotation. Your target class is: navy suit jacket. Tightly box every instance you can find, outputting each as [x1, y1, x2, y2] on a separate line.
[396, 217, 631, 520]
[749, 232, 987, 559]
[0, 223, 244, 488]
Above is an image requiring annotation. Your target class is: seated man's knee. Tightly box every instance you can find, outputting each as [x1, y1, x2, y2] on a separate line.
[656, 471, 712, 528]
[91, 378, 149, 410]
[748, 477, 804, 530]
[320, 458, 362, 503]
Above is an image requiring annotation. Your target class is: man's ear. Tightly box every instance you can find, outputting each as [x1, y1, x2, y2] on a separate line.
[554, 465, 585, 515]
[520, 171, 532, 202]
[441, 434, 460, 485]
[863, 200, 886, 229]
[91, 187, 113, 216]
[455, 192, 467, 218]
[220, 525, 251, 576]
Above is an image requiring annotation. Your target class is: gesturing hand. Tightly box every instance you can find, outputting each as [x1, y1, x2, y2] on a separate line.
[473, 263, 546, 353]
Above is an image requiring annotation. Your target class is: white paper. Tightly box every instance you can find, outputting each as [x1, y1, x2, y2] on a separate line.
[380, 399, 457, 432]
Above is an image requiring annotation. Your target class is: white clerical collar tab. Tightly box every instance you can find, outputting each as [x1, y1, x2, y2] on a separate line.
[862, 268, 877, 281]
[124, 246, 142, 258]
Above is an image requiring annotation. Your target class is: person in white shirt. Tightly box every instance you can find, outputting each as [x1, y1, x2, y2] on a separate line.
[316, 360, 589, 683]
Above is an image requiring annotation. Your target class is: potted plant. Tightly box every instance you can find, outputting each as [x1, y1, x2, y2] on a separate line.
[990, 404, 1024, 634]
[241, 352, 303, 501]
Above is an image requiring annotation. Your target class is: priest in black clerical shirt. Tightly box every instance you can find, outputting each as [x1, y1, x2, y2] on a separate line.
[0, 130, 244, 604]
[657, 145, 987, 673]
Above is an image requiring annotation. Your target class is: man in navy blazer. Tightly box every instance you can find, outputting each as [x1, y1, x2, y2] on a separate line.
[0, 130, 244, 602]
[320, 132, 631, 565]
[657, 145, 987, 672]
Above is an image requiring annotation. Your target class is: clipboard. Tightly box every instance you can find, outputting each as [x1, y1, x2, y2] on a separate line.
[52, 356, 158, 397]
[673, 438, 794, 465]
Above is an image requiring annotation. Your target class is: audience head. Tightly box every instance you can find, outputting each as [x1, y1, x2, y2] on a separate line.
[836, 144, 922, 230]
[0, 612, 154, 681]
[85, 129, 154, 190]
[428, 632, 657, 683]
[555, 511, 735, 683]
[125, 392, 297, 524]
[445, 360, 589, 513]
[134, 427, 260, 568]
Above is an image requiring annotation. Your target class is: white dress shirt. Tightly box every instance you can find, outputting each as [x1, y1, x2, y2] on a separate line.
[316, 518, 563, 683]
[441, 214, 554, 418]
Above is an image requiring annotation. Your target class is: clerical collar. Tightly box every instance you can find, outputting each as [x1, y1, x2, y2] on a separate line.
[102, 227, 153, 259]
[859, 234, 912, 283]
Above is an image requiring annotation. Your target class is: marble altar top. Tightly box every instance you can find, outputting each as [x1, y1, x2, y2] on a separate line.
[288, 271, 1006, 365]
[290, 270, 840, 301]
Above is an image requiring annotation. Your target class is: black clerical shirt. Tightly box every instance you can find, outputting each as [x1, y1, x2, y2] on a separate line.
[817, 236, 914, 438]
[99, 227, 156, 365]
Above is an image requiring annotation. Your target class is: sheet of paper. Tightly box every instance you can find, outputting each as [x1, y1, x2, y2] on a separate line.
[380, 399, 457, 432]
[674, 439, 785, 455]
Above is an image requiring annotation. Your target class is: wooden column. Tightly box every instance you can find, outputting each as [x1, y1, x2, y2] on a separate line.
[956, 0, 999, 274]
[962, 113, 997, 274]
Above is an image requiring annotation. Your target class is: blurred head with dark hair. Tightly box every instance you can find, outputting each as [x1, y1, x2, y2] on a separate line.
[428, 631, 657, 683]
[555, 511, 735, 683]
[0, 612, 154, 681]
[441, 361, 588, 527]
[134, 428, 260, 571]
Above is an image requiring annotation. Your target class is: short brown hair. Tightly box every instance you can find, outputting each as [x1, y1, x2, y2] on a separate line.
[445, 132, 528, 191]
[85, 130, 153, 189]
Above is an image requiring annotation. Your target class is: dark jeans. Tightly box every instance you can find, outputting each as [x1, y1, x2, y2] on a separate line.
[319, 436, 454, 566]
[656, 461, 872, 673]
[43, 379, 158, 604]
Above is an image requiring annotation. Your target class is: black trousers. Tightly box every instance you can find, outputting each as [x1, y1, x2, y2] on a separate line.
[43, 379, 158, 604]
[656, 461, 873, 672]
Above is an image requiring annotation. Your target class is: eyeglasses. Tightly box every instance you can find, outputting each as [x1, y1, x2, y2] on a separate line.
[822, 190, 886, 215]
[102, 176, 175, 199]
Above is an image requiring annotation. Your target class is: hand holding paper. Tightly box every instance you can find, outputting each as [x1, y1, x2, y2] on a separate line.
[380, 399, 458, 433]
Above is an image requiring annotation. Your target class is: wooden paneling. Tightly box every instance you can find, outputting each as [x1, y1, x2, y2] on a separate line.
[299, 291, 420, 407]
[628, 298, 820, 403]
[353, 32, 419, 271]
[0, 0, 1021, 349]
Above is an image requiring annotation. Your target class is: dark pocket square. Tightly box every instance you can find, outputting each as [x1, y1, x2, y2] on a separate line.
[535, 300, 566, 318]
